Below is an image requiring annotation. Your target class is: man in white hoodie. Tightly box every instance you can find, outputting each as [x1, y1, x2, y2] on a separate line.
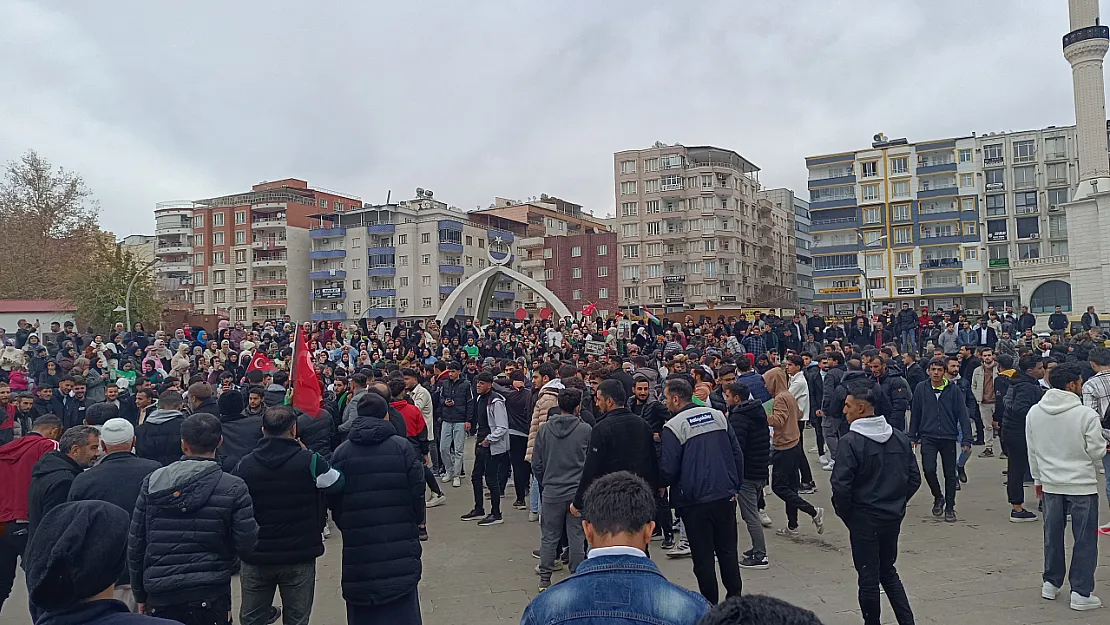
[1026, 362, 1107, 611]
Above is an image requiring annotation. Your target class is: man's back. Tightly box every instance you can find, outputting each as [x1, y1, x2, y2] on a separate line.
[1026, 389, 1107, 495]
[521, 553, 710, 625]
[830, 418, 921, 522]
[573, 408, 658, 510]
[68, 452, 160, 514]
[135, 410, 186, 466]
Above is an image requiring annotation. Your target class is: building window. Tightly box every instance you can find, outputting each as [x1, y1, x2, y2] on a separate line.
[464, 256, 472, 266]
[889, 157, 907, 174]
[958, 149, 973, 163]
[351, 279, 361, 290]
[1016, 216, 1039, 239]
[893, 204, 911, 221]
[622, 266, 640, 280]
[622, 244, 639, 259]
[213, 289, 225, 304]
[1049, 214, 1068, 238]
[894, 226, 912, 244]
[213, 270, 225, 284]
[983, 144, 1003, 161]
[1046, 162, 1067, 184]
[544, 269, 554, 280]
[620, 181, 637, 195]
[961, 197, 976, 213]
[352, 258, 361, 269]
[421, 276, 431, 287]
[964, 247, 978, 260]
[212, 251, 224, 265]
[235, 230, 246, 245]
[234, 211, 246, 225]
[570, 246, 582, 257]
[985, 194, 1006, 216]
[965, 271, 979, 286]
[864, 254, 884, 271]
[572, 267, 582, 278]
[397, 234, 407, 245]
[543, 248, 553, 259]
[421, 254, 430, 265]
[703, 239, 716, 252]
[233, 250, 245, 264]
[621, 202, 638, 216]
[620, 160, 636, 174]
[597, 266, 608, 277]
[1013, 140, 1036, 162]
[895, 252, 913, 268]
[599, 288, 609, 299]
[814, 254, 858, 270]
[1050, 241, 1069, 256]
[213, 232, 224, 245]
[1048, 188, 1069, 207]
[959, 173, 975, 188]
[863, 207, 882, 224]
[398, 255, 408, 266]
[646, 200, 660, 214]
[896, 276, 916, 289]
[597, 244, 608, 256]
[1018, 242, 1040, 260]
[646, 221, 661, 236]
[193, 214, 204, 228]
[213, 212, 224, 227]
[867, 278, 886, 290]
[478, 239, 485, 249]
[1013, 166, 1036, 188]
[572, 289, 582, 300]
[235, 269, 246, 283]
[194, 291, 204, 304]
[235, 288, 247, 302]
[423, 298, 432, 308]
[963, 222, 976, 236]
[421, 233, 431, 244]
[861, 162, 878, 178]
[891, 181, 909, 198]
[862, 184, 879, 201]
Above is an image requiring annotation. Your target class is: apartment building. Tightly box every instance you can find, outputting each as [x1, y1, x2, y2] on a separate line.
[977, 126, 1080, 312]
[119, 234, 156, 264]
[470, 195, 614, 315]
[761, 189, 814, 309]
[153, 179, 360, 324]
[806, 135, 985, 317]
[306, 189, 529, 323]
[613, 143, 795, 314]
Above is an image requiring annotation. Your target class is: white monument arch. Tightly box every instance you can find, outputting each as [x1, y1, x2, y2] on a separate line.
[435, 245, 573, 326]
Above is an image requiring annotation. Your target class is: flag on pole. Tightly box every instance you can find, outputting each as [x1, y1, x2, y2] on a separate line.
[246, 351, 276, 373]
[581, 302, 597, 317]
[290, 325, 323, 417]
[643, 308, 661, 326]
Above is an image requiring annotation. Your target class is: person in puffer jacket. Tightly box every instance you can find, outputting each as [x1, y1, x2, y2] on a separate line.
[128, 413, 258, 619]
[215, 390, 262, 472]
[724, 381, 771, 568]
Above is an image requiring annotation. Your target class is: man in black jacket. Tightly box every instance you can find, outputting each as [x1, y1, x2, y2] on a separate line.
[234, 406, 344, 625]
[49, 376, 81, 430]
[494, 370, 533, 509]
[867, 358, 911, 432]
[329, 393, 424, 625]
[821, 352, 847, 468]
[901, 352, 927, 394]
[896, 303, 919, 354]
[27, 425, 100, 546]
[724, 381, 770, 570]
[1048, 305, 1069, 338]
[129, 413, 258, 623]
[437, 362, 474, 486]
[832, 381, 920, 625]
[1002, 355, 1046, 522]
[135, 391, 188, 467]
[67, 417, 160, 611]
[216, 389, 262, 472]
[908, 358, 971, 523]
[188, 381, 220, 418]
[626, 375, 674, 546]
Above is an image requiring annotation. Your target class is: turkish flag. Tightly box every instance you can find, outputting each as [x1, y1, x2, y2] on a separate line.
[246, 351, 275, 373]
[581, 302, 597, 317]
[291, 325, 323, 417]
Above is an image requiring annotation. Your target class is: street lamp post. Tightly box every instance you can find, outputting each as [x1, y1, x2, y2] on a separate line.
[119, 258, 160, 332]
[857, 232, 888, 317]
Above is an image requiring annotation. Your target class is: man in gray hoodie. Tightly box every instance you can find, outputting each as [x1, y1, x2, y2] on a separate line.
[531, 387, 592, 591]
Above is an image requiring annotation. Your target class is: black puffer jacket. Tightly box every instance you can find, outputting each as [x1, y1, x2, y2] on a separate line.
[128, 458, 258, 606]
[135, 409, 186, 467]
[217, 413, 264, 473]
[626, 397, 669, 435]
[27, 451, 84, 545]
[297, 408, 337, 461]
[727, 399, 770, 483]
[1002, 373, 1045, 435]
[871, 363, 912, 429]
[329, 415, 424, 607]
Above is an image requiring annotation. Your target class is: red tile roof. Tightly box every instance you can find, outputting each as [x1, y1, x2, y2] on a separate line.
[0, 299, 76, 313]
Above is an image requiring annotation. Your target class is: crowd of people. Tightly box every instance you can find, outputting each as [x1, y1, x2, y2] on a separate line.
[0, 304, 1108, 624]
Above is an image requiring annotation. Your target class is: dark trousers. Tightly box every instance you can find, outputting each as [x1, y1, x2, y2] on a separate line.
[472, 444, 508, 516]
[148, 594, 232, 625]
[424, 466, 443, 496]
[797, 427, 813, 485]
[680, 498, 742, 605]
[1004, 429, 1030, 506]
[886, 413, 906, 433]
[771, 445, 817, 529]
[0, 521, 28, 612]
[240, 562, 315, 625]
[847, 514, 915, 625]
[347, 589, 420, 625]
[812, 414, 825, 456]
[969, 405, 985, 443]
[505, 434, 530, 503]
[919, 437, 957, 509]
[655, 490, 674, 539]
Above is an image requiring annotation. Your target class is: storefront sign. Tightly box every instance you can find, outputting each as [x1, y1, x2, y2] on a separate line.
[315, 287, 343, 298]
[896, 287, 915, 295]
[818, 287, 861, 294]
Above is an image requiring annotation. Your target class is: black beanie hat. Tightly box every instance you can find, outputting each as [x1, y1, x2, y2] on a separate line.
[26, 500, 130, 609]
[218, 389, 245, 417]
[355, 392, 389, 419]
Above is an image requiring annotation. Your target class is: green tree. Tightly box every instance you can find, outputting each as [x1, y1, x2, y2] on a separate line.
[70, 241, 161, 333]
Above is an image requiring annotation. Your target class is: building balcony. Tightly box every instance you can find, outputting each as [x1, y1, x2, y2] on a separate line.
[438, 242, 464, 254]
[492, 290, 516, 300]
[310, 269, 346, 280]
[312, 288, 346, 300]
[1012, 255, 1069, 269]
[252, 238, 287, 250]
[252, 217, 287, 229]
[158, 261, 192, 274]
[917, 186, 959, 200]
[311, 311, 348, 322]
[367, 246, 395, 255]
[366, 224, 396, 235]
[252, 257, 288, 268]
[439, 285, 457, 295]
[488, 229, 514, 244]
[367, 289, 397, 298]
[366, 307, 396, 318]
[983, 157, 1005, 168]
[815, 289, 863, 301]
[519, 257, 545, 269]
[253, 298, 288, 306]
[807, 175, 856, 189]
[310, 227, 345, 239]
[814, 266, 863, 277]
[809, 197, 857, 210]
[251, 278, 288, 287]
[368, 266, 396, 277]
[156, 225, 191, 237]
[309, 249, 346, 260]
[518, 236, 545, 248]
[915, 162, 957, 175]
[155, 245, 191, 255]
[920, 258, 963, 271]
[811, 243, 860, 255]
[918, 234, 969, 246]
[921, 285, 963, 295]
[439, 264, 465, 274]
[154, 202, 194, 218]
[810, 216, 860, 231]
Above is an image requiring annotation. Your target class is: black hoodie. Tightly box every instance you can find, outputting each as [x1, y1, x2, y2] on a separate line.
[329, 414, 424, 607]
[28, 451, 84, 544]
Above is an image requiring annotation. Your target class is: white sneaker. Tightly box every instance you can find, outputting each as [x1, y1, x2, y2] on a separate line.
[822, 461, 835, 472]
[818, 455, 829, 466]
[665, 541, 691, 558]
[1042, 581, 1060, 600]
[760, 511, 773, 527]
[528, 511, 539, 522]
[812, 507, 825, 535]
[1070, 591, 1102, 611]
[440, 474, 452, 483]
[808, 446, 818, 453]
[426, 494, 447, 508]
[452, 477, 461, 488]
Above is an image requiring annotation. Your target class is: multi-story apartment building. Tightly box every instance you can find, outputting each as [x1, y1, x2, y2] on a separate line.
[470, 196, 614, 316]
[119, 234, 156, 264]
[761, 189, 814, 309]
[613, 143, 795, 314]
[977, 126, 1080, 311]
[153, 179, 360, 324]
[806, 135, 984, 317]
[306, 189, 529, 324]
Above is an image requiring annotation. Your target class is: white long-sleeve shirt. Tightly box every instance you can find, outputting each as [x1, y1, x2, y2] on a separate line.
[789, 370, 810, 422]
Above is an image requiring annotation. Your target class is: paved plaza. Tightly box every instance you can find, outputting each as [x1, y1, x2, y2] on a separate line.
[2, 445, 1108, 625]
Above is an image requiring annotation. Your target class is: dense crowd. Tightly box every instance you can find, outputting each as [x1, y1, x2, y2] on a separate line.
[0, 304, 1107, 625]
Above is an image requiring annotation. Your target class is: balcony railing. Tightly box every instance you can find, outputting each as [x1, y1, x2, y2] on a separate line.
[920, 258, 962, 270]
[1012, 255, 1069, 268]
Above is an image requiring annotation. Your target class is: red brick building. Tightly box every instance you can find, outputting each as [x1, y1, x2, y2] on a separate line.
[543, 232, 618, 318]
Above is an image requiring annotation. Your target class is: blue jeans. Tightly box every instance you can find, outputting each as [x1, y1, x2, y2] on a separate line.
[439, 422, 467, 478]
[530, 475, 541, 514]
[1042, 493, 1099, 597]
[240, 561, 315, 625]
[900, 329, 917, 353]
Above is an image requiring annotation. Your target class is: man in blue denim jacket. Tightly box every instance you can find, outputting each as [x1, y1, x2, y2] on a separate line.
[520, 471, 710, 625]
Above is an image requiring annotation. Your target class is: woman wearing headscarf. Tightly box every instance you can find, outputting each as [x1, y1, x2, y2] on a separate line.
[229, 321, 247, 351]
[56, 345, 77, 374]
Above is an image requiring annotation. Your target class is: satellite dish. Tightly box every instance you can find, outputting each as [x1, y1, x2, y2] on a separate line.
[425, 190, 434, 198]
[416, 187, 425, 197]
[873, 133, 884, 142]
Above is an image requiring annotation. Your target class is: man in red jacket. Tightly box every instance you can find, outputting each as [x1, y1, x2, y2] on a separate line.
[0, 414, 62, 611]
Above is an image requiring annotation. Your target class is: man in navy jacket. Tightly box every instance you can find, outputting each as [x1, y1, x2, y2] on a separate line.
[908, 358, 971, 523]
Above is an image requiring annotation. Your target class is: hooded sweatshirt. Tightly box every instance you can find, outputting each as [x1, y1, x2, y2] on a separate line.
[1026, 389, 1108, 496]
[135, 409, 186, 467]
[0, 433, 58, 522]
[530, 413, 592, 503]
[764, 368, 801, 451]
[830, 415, 920, 522]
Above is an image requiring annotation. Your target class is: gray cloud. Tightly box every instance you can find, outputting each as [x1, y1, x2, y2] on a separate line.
[0, 0, 1086, 235]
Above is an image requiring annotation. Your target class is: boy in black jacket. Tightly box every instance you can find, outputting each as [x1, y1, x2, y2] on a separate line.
[724, 381, 770, 570]
[908, 358, 971, 522]
[832, 381, 920, 625]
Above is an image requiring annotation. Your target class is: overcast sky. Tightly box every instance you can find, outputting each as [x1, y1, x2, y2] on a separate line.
[0, 0, 1093, 237]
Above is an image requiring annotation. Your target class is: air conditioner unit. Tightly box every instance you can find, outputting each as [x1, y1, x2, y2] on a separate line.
[966, 308, 982, 316]
[1048, 204, 1061, 212]
[1012, 284, 1020, 291]
[1028, 232, 1040, 239]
